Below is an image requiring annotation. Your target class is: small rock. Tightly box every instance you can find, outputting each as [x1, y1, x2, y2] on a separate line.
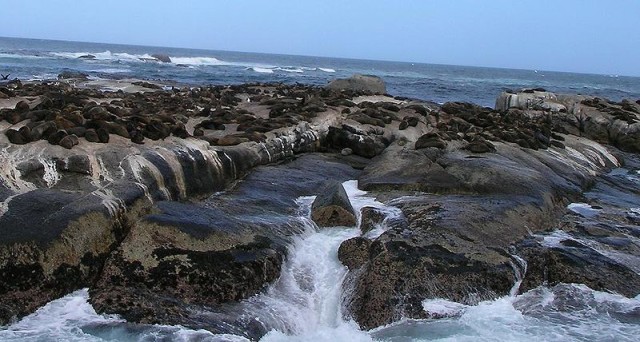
[341, 148, 353, 156]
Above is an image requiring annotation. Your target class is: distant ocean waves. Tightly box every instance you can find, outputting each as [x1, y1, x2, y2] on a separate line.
[1, 37, 639, 107]
[2, 49, 337, 76]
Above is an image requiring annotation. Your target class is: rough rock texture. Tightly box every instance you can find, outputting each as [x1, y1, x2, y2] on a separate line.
[311, 180, 356, 227]
[342, 136, 624, 329]
[327, 74, 387, 94]
[337, 237, 372, 270]
[359, 206, 386, 234]
[89, 203, 284, 323]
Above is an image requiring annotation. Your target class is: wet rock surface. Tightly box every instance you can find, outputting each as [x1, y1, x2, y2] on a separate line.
[1, 81, 639, 334]
[311, 180, 356, 227]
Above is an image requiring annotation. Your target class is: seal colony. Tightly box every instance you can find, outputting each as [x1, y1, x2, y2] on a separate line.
[1, 73, 639, 337]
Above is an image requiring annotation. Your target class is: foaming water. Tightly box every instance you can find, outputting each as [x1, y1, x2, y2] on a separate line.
[373, 284, 640, 342]
[0, 289, 235, 342]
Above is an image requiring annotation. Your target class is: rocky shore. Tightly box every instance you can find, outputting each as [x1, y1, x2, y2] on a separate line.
[1, 74, 639, 335]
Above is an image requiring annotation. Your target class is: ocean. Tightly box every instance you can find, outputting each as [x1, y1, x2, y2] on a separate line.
[2, 37, 640, 342]
[2, 36, 640, 108]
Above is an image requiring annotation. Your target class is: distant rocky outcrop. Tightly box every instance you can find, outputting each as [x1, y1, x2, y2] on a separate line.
[327, 74, 387, 94]
[151, 54, 172, 63]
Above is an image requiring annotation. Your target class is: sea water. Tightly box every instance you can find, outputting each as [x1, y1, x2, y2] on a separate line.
[2, 36, 640, 107]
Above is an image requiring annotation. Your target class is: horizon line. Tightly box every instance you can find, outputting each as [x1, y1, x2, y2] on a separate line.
[1, 35, 639, 79]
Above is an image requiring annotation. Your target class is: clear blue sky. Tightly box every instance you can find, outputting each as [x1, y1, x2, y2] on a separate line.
[3, 0, 639, 76]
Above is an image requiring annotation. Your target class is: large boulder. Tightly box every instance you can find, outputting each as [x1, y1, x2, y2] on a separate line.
[89, 201, 284, 323]
[311, 181, 356, 227]
[327, 74, 387, 94]
[151, 54, 172, 63]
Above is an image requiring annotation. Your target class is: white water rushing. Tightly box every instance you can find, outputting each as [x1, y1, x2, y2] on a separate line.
[3, 181, 640, 341]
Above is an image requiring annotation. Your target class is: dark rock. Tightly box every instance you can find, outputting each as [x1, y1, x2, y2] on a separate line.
[151, 54, 172, 63]
[326, 74, 386, 94]
[58, 70, 89, 80]
[311, 181, 356, 227]
[338, 237, 372, 270]
[360, 206, 386, 234]
[518, 240, 640, 298]
[132, 81, 163, 90]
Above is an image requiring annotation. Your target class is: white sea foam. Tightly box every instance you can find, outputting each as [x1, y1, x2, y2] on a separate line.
[249, 67, 275, 74]
[0, 289, 229, 341]
[89, 68, 132, 74]
[318, 68, 336, 73]
[38, 157, 61, 188]
[422, 299, 468, 317]
[170, 56, 227, 66]
[276, 67, 304, 73]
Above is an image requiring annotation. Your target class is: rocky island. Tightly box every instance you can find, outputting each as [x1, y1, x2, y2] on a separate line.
[1, 74, 639, 338]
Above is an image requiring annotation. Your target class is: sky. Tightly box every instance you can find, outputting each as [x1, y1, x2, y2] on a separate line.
[2, 0, 639, 76]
